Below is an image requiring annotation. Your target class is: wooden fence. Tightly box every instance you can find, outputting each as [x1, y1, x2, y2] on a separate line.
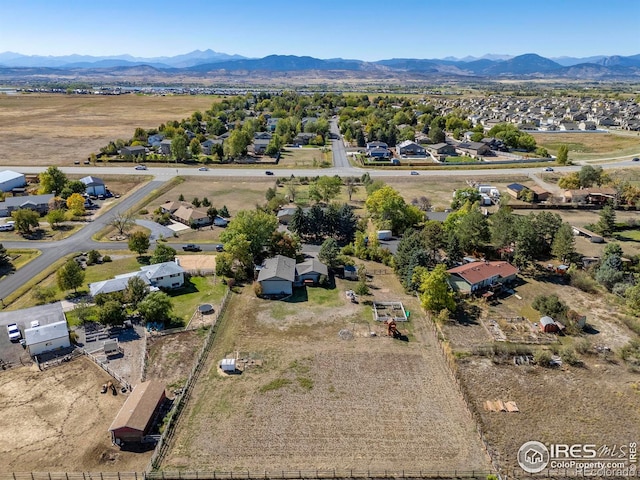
[145, 288, 232, 472]
[83, 349, 132, 391]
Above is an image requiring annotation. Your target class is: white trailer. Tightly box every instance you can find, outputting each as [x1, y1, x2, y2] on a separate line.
[377, 230, 392, 240]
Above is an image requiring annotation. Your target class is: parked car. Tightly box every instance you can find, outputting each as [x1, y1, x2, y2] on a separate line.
[544, 167, 554, 172]
[633, 157, 639, 162]
[198, 166, 209, 171]
[410, 171, 419, 175]
[265, 171, 274, 175]
[135, 165, 147, 170]
[215, 244, 224, 252]
[183, 244, 201, 252]
[30, 320, 40, 328]
[6, 323, 21, 342]
[0, 222, 14, 232]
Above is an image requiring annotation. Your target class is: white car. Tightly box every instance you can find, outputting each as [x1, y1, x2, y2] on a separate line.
[198, 166, 209, 171]
[135, 165, 147, 170]
[30, 320, 40, 328]
[6, 323, 21, 342]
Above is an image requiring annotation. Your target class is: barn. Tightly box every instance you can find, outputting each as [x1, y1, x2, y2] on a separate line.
[0, 170, 26, 192]
[80, 176, 106, 196]
[24, 320, 70, 356]
[109, 381, 166, 446]
[539, 316, 559, 333]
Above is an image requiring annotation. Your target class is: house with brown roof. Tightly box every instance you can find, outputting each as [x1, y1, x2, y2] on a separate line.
[563, 187, 616, 204]
[172, 205, 209, 227]
[530, 185, 551, 202]
[447, 261, 518, 293]
[109, 381, 166, 446]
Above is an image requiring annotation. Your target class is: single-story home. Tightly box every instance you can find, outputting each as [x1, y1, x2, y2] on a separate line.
[447, 261, 518, 293]
[121, 146, 146, 158]
[109, 381, 166, 446]
[201, 138, 223, 155]
[563, 187, 616, 205]
[0, 194, 54, 217]
[456, 141, 492, 156]
[257, 255, 329, 296]
[428, 143, 457, 156]
[530, 185, 551, 202]
[277, 207, 298, 225]
[367, 147, 391, 159]
[295, 258, 328, 285]
[24, 320, 70, 357]
[80, 176, 106, 196]
[0, 170, 26, 192]
[172, 205, 209, 227]
[252, 138, 270, 155]
[89, 261, 184, 297]
[292, 132, 317, 146]
[396, 140, 426, 157]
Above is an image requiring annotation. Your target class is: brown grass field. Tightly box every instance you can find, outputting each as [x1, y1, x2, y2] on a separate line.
[0, 94, 216, 166]
[162, 267, 491, 473]
[0, 357, 152, 472]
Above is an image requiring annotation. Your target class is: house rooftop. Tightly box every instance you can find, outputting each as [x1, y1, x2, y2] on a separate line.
[447, 261, 518, 285]
[257, 255, 296, 283]
[109, 381, 166, 433]
[0, 170, 25, 183]
[24, 320, 68, 346]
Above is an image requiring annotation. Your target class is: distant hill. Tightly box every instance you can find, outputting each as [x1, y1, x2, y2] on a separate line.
[1, 50, 639, 81]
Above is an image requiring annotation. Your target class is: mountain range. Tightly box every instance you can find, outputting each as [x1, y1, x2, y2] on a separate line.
[1, 50, 639, 80]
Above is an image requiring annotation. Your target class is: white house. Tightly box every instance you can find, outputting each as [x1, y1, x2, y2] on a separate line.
[89, 261, 185, 297]
[257, 255, 296, 296]
[24, 320, 70, 356]
[0, 170, 26, 192]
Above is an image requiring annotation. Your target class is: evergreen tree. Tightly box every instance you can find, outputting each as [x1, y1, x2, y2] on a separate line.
[551, 223, 576, 263]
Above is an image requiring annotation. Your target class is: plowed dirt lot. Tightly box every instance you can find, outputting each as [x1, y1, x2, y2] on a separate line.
[163, 271, 492, 473]
[0, 357, 151, 472]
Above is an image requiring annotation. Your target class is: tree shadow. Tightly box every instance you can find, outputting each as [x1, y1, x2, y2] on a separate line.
[169, 279, 200, 296]
[136, 255, 151, 265]
[22, 228, 47, 240]
[284, 287, 308, 303]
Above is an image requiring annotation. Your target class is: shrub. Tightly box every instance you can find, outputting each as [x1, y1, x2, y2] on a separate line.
[32, 286, 57, 304]
[102, 255, 112, 262]
[569, 268, 598, 293]
[86, 250, 101, 266]
[534, 349, 553, 367]
[139, 209, 149, 215]
[560, 346, 582, 366]
[575, 338, 592, 355]
[253, 282, 263, 297]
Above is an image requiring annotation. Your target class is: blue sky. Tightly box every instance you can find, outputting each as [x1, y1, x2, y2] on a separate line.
[1, 0, 638, 60]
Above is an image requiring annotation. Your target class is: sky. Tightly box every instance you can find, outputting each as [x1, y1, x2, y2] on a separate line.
[1, 0, 639, 61]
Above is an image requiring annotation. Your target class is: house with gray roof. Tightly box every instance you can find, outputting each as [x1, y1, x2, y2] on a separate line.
[0, 194, 54, 217]
[80, 176, 106, 196]
[257, 255, 328, 296]
[0, 170, 26, 192]
[89, 261, 184, 297]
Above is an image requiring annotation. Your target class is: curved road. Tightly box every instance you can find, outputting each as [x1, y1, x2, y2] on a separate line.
[2, 156, 640, 301]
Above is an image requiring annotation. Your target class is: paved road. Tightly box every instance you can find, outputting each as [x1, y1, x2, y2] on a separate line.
[330, 118, 351, 169]
[0, 180, 166, 301]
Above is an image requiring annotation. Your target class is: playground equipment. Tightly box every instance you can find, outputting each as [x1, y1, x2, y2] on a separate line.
[386, 320, 402, 339]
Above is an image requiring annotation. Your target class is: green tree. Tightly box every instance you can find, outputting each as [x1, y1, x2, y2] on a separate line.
[97, 300, 126, 326]
[39, 166, 68, 194]
[418, 264, 456, 313]
[125, 276, 149, 308]
[551, 223, 576, 263]
[345, 177, 359, 202]
[451, 188, 481, 210]
[170, 135, 189, 160]
[0, 243, 11, 269]
[56, 259, 85, 293]
[151, 243, 177, 264]
[446, 233, 463, 266]
[319, 237, 341, 269]
[309, 176, 343, 203]
[11, 209, 40, 234]
[269, 231, 300, 259]
[490, 206, 517, 249]
[578, 165, 604, 188]
[138, 291, 173, 325]
[224, 129, 251, 159]
[220, 209, 278, 261]
[625, 284, 640, 313]
[46, 209, 66, 229]
[429, 126, 445, 144]
[595, 204, 616, 236]
[556, 144, 569, 165]
[207, 206, 219, 224]
[532, 294, 568, 320]
[456, 208, 489, 254]
[366, 185, 424, 234]
[128, 231, 150, 257]
[189, 138, 201, 156]
[558, 172, 580, 190]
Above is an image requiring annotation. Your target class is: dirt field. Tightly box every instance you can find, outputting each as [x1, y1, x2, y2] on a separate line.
[0, 357, 152, 472]
[162, 268, 491, 473]
[175, 254, 216, 272]
[0, 94, 216, 166]
[145, 330, 204, 392]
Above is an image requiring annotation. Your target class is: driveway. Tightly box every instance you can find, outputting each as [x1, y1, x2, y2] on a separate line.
[136, 219, 175, 241]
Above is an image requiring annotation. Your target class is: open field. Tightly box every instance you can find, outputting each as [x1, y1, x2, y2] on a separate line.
[0, 94, 216, 166]
[163, 266, 491, 473]
[442, 271, 640, 475]
[531, 131, 640, 160]
[277, 147, 332, 168]
[0, 356, 151, 472]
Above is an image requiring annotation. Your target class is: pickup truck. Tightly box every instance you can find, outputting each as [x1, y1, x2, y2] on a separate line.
[6, 323, 21, 342]
[183, 244, 201, 252]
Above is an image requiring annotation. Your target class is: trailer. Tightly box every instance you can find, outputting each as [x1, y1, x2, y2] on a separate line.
[377, 230, 392, 241]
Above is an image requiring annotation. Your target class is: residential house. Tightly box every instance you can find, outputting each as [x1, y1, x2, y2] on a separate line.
[563, 188, 616, 204]
[89, 261, 185, 297]
[201, 138, 223, 155]
[266, 118, 280, 132]
[109, 381, 166, 446]
[277, 207, 299, 225]
[121, 146, 147, 158]
[579, 121, 597, 131]
[295, 258, 328, 285]
[447, 261, 519, 294]
[292, 132, 317, 146]
[252, 138, 270, 155]
[160, 139, 172, 155]
[0, 194, 54, 217]
[396, 140, 426, 157]
[80, 176, 106, 196]
[456, 141, 492, 157]
[257, 255, 329, 296]
[147, 134, 164, 148]
[530, 185, 551, 202]
[254, 132, 272, 140]
[172, 205, 209, 227]
[367, 147, 391, 159]
[427, 143, 457, 156]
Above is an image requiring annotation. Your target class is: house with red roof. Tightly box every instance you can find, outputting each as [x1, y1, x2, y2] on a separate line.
[447, 261, 518, 294]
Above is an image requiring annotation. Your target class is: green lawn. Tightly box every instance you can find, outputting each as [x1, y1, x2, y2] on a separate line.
[167, 276, 227, 323]
[83, 255, 141, 285]
[613, 229, 640, 242]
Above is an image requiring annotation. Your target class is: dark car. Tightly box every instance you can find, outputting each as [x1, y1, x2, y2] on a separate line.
[183, 244, 201, 252]
[265, 171, 274, 175]
[633, 157, 639, 162]
[215, 244, 224, 252]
